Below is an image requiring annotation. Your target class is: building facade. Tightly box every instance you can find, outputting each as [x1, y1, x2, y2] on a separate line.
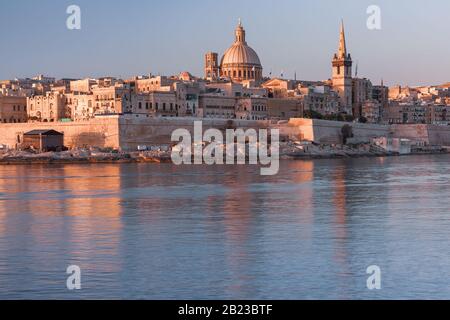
[27, 92, 66, 122]
[0, 95, 28, 123]
[352, 78, 373, 119]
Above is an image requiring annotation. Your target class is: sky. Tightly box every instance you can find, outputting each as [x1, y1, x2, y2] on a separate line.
[1, 0, 449, 86]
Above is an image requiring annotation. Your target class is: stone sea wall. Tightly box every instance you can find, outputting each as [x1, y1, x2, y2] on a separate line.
[0, 117, 120, 150]
[2, 115, 450, 152]
[391, 124, 450, 146]
[118, 114, 270, 151]
[280, 118, 391, 144]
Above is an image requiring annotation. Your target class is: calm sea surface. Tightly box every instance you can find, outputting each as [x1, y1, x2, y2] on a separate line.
[0, 155, 450, 299]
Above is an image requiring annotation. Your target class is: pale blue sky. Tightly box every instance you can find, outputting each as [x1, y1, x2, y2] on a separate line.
[1, 0, 449, 86]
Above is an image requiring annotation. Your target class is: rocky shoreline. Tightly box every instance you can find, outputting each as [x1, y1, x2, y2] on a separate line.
[1, 142, 448, 165]
[283, 140, 450, 159]
[0, 149, 172, 165]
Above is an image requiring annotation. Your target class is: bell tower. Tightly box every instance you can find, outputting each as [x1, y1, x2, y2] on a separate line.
[332, 21, 353, 114]
[204, 52, 219, 81]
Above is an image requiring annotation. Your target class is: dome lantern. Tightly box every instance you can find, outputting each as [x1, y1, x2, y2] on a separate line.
[235, 19, 246, 43]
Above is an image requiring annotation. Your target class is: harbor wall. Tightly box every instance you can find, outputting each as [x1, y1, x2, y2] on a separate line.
[118, 114, 270, 151]
[281, 118, 391, 144]
[0, 117, 120, 150]
[392, 124, 450, 146]
[2, 115, 450, 151]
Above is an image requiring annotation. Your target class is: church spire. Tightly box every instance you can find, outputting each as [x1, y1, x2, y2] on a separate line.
[338, 20, 347, 58]
[331, 20, 353, 113]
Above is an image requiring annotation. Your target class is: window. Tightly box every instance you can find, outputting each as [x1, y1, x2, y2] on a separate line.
[139, 102, 142, 109]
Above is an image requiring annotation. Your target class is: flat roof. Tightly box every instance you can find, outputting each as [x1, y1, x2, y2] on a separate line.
[24, 129, 63, 136]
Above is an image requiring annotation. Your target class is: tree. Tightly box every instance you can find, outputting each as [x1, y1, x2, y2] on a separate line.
[341, 124, 354, 145]
[303, 110, 323, 119]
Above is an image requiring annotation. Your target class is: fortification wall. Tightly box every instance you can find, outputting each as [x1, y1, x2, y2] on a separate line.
[118, 114, 270, 151]
[285, 118, 391, 144]
[392, 124, 450, 146]
[0, 117, 120, 149]
[3, 115, 450, 152]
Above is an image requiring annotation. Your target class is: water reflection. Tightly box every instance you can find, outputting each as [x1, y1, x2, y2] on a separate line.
[0, 156, 450, 299]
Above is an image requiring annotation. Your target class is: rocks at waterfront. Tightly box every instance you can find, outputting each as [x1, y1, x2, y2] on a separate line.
[0, 140, 448, 165]
[0, 148, 172, 164]
[279, 141, 394, 159]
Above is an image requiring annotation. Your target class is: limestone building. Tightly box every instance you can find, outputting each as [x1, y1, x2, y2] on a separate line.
[199, 94, 237, 119]
[262, 78, 298, 98]
[0, 95, 28, 123]
[27, 92, 66, 122]
[65, 93, 96, 121]
[235, 97, 268, 120]
[91, 85, 131, 115]
[352, 78, 373, 118]
[267, 98, 304, 120]
[131, 92, 178, 117]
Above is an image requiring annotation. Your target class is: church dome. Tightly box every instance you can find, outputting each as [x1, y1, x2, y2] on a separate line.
[220, 20, 263, 82]
[221, 43, 261, 66]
